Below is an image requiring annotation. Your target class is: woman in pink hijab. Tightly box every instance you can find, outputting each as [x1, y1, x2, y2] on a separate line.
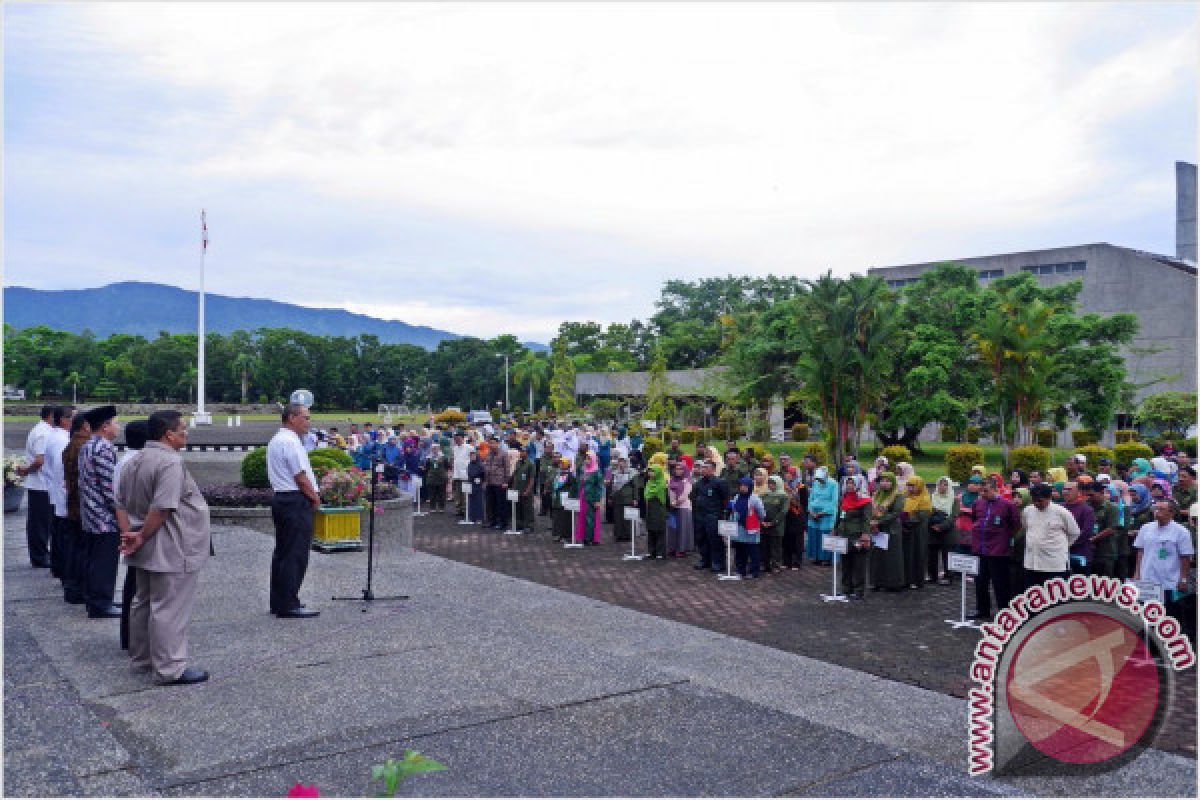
[575, 452, 605, 545]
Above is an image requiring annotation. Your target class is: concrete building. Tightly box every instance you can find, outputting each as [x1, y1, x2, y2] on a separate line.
[868, 162, 1198, 406]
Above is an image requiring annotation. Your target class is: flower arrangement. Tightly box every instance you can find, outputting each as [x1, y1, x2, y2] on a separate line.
[4, 456, 26, 488]
[318, 468, 372, 509]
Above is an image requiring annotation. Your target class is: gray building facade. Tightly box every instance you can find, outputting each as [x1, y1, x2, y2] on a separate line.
[867, 242, 1197, 401]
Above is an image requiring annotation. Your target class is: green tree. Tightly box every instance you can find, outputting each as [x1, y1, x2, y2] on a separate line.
[548, 337, 576, 416]
[230, 352, 258, 404]
[511, 350, 549, 412]
[1136, 391, 1198, 435]
[643, 347, 674, 427]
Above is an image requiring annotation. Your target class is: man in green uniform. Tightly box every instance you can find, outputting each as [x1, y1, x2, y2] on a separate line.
[1085, 482, 1121, 578]
[720, 450, 748, 500]
[1174, 466, 1197, 534]
[510, 448, 536, 533]
[537, 442, 559, 524]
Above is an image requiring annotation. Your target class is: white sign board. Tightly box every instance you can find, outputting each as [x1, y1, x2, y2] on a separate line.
[718, 520, 738, 539]
[563, 498, 581, 513]
[623, 506, 641, 521]
[462, 482, 473, 495]
[822, 534, 848, 555]
[947, 553, 980, 576]
[559, 491, 568, 506]
[870, 532, 890, 550]
[1128, 579, 1165, 604]
[507, 489, 519, 502]
[641, 419, 658, 430]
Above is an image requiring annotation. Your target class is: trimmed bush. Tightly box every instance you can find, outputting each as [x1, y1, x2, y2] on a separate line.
[1077, 444, 1114, 467]
[642, 436, 664, 461]
[241, 448, 269, 488]
[1071, 429, 1098, 448]
[309, 448, 353, 475]
[941, 425, 961, 443]
[1114, 429, 1138, 444]
[1010, 445, 1050, 475]
[433, 409, 467, 426]
[1185, 437, 1198, 458]
[945, 444, 985, 484]
[1035, 428, 1056, 448]
[880, 445, 912, 467]
[803, 441, 828, 467]
[791, 423, 810, 442]
[1114, 441, 1153, 467]
[965, 425, 981, 444]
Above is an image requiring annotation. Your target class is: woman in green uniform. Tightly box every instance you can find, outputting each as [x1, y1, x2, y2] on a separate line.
[643, 464, 668, 559]
[609, 456, 641, 542]
[424, 444, 449, 512]
[927, 476, 958, 585]
[901, 474, 931, 590]
[870, 471, 906, 592]
[760, 475, 789, 574]
[836, 475, 873, 598]
[550, 458, 578, 541]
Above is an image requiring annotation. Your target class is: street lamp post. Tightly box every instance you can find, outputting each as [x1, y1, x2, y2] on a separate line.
[497, 353, 510, 412]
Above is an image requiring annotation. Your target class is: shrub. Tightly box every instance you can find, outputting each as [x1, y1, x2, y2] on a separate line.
[880, 445, 912, 467]
[1114, 441, 1153, 467]
[1077, 444, 1114, 467]
[432, 409, 467, 427]
[1035, 428, 1056, 448]
[1010, 445, 1050, 475]
[941, 426, 961, 443]
[803, 441, 828, 466]
[310, 448, 353, 468]
[1185, 437, 1198, 458]
[241, 448, 269, 488]
[1071, 429, 1098, 448]
[791, 423, 810, 442]
[1114, 429, 1138, 444]
[642, 436, 664, 460]
[489, 407, 502, 422]
[964, 425, 981, 444]
[945, 444, 985, 483]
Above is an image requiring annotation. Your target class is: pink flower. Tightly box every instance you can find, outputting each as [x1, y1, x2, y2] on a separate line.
[286, 782, 319, 797]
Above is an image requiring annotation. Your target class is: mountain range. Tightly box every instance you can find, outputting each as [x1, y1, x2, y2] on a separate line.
[3, 281, 546, 351]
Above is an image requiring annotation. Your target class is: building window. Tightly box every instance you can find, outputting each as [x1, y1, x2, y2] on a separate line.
[978, 269, 1003, 282]
[1021, 261, 1086, 276]
[887, 277, 919, 289]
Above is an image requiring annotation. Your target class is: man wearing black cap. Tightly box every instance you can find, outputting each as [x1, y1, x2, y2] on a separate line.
[77, 405, 122, 618]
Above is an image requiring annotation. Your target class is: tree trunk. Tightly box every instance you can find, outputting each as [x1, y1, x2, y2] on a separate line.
[240, 370, 249, 405]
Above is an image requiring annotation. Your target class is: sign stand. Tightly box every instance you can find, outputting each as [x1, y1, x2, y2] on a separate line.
[412, 475, 427, 518]
[717, 520, 740, 581]
[622, 506, 644, 561]
[946, 552, 981, 629]
[1127, 579, 1165, 667]
[459, 482, 475, 525]
[563, 496, 583, 548]
[820, 534, 849, 602]
[505, 489, 521, 535]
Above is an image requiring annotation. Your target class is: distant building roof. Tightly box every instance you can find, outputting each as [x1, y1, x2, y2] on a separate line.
[575, 367, 728, 397]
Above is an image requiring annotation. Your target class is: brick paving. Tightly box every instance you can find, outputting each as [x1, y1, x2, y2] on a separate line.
[413, 509, 1197, 758]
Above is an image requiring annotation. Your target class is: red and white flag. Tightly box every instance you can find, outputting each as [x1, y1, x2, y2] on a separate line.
[201, 210, 208, 253]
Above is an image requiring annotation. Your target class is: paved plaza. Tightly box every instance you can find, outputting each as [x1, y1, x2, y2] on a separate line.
[3, 504, 1197, 797]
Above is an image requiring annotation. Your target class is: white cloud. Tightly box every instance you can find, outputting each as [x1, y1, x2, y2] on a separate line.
[6, 2, 1196, 340]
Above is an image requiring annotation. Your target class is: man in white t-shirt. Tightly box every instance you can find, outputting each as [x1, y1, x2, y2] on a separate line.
[20, 405, 56, 568]
[266, 403, 320, 619]
[1134, 499, 1194, 606]
[42, 405, 75, 580]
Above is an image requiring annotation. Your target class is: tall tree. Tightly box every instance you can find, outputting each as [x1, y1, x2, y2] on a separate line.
[548, 337, 576, 417]
[643, 346, 674, 428]
[511, 350, 549, 412]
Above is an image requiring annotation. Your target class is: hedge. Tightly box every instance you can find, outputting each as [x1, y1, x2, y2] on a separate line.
[880, 445, 912, 466]
[1076, 444, 1114, 467]
[1035, 428, 1056, 448]
[1071, 429, 1098, 448]
[791, 423, 810, 442]
[1114, 429, 1138, 444]
[241, 448, 269, 488]
[1010, 445, 1050, 475]
[965, 425, 981, 444]
[309, 448, 353, 475]
[945, 444, 985, 483]
[642, 436, 664, 461]
[1113, 441, 1153, 466]
[433, 409, 467, 426]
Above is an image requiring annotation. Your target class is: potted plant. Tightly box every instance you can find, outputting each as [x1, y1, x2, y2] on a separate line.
[4, 456, 26, 513]
[312, 467, 370, 552]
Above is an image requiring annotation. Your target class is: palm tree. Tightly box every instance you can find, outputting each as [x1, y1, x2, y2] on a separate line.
[178, 366, 199, 404]
[511, 350, 549, 412]
[65, 370, 82, 404]
[230, 353, 258, 405]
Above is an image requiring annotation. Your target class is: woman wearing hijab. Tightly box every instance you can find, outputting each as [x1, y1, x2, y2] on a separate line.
[760, 475, 789, 574]
[667, 462, 694, 557]
[955, 475, 983, 555]
[550, 457, 578, 542]
[902, 474, 932, 589]
[894, 462, 916, 488]
[609, 456, 641, 543]
[575, 452, 605, 545]
[867, 456, 889, 491]
[928, 476, 958, 585]
[971, 464, 987, 482]
[729, 476, 765, 579]
[836, 475, 873, 598]
[990, 472, 1012, 501]
[870, 471, 907, 591]
[465, 449, 486, 524]
[1151, 478, 1174, 501]
[643, 464, 668, 559]
[806, 467, 839, 565]
[782, 466, 806, 570]
[752, 467, 769, 497]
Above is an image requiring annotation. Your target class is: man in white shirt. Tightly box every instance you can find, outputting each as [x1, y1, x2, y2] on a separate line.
[266, 403, 320, 619]
[1020, 483, 1081, 590]
[450, 432, 471, 517]
[20, 405, 56, 568]
[1134, 500, 1194, 597]
[43, 405, 75, 581]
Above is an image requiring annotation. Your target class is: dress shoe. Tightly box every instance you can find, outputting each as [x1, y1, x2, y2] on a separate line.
[87, 605, 122, 618]
[159, 667, 209, 685]
[64, 594, 85, 605]
[276, 607, 320, 619]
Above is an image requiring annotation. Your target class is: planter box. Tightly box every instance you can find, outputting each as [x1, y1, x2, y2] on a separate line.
[313, 506, 363, 552]
[208, 492, 413, 551]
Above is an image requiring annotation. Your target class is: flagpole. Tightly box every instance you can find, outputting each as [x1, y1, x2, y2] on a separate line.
[195, 210, 212, 425]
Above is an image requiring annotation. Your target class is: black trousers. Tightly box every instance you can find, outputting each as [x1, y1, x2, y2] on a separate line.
[270, 492, 314, 614]
[486, 485, 508, 527]
[975, 555, 1012, 617]
[62, 518, 86, 603]
[50, 515, 69, 580]
[1023, 568, 1068, 591]
[782, 512, 804, 568]
[120, 566, 138, 650]
[83, 531, 120, 613]
[695, 514, 717, 568]
[26, 489, 52, 566]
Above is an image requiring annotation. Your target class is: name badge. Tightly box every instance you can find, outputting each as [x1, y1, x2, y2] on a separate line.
[992, 516, 1002, 526]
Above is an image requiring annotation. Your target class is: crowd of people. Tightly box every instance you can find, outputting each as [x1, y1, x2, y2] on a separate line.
[308, 418, 1196, 639]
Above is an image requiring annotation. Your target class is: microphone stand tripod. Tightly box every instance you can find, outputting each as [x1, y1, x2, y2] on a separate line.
[334, 452, 409, 610]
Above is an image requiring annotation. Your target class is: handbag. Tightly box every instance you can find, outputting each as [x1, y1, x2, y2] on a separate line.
[744, 508, 761, 532]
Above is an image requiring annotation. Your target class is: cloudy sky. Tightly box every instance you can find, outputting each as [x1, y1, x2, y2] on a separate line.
[5, 2, 1196, 342]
